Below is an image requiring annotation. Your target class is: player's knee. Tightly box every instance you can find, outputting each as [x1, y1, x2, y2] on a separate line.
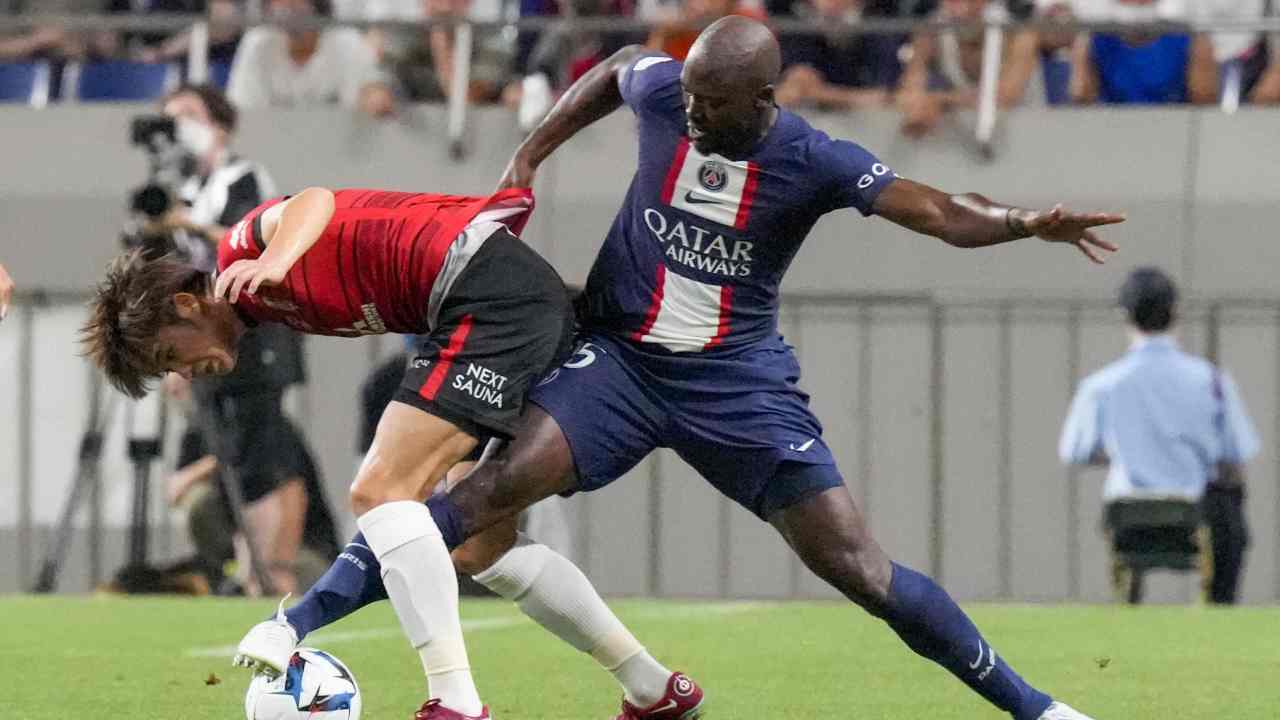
[349, 461, 406, 515]
[807, 542, 892, 608]
[347, 480, 378, 516]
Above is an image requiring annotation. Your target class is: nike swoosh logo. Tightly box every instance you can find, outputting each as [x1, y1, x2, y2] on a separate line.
[788, 438, 816, 452]
[684, 190, 722, 205]
[653, 699, 679, 713]
[969, 640, 984, 670]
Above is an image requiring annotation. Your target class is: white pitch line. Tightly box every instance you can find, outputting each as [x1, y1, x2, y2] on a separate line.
[186, 616, 529, 658]
[185, 601, 774, 658]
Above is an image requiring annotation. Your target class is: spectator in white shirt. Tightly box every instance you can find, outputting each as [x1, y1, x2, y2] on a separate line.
[227, 0, 396, 117]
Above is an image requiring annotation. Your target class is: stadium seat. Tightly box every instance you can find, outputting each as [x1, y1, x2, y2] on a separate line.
[1041, 53, 1071, 106]
[208, 60, 232, 89]
[64, 61, 178, 102]
[1106, 498, 1202, 605]
[0, 61, 51, 106]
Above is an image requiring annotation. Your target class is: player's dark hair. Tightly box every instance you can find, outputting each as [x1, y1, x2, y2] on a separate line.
[81, 250, 209, 399]
[1119, 266, 1178, 332]
[166, 83, 238, 133]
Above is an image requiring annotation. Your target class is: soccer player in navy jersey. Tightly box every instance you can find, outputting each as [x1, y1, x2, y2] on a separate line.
[239, 16, 1125, 720]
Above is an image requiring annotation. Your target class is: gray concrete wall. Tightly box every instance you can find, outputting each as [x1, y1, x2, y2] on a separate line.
[1, 105, 1277, 603]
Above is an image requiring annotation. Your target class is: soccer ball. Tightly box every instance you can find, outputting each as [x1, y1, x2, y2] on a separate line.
[245, 648, 362, 720]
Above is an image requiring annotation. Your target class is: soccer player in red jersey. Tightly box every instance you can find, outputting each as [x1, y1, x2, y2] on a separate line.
[83, 186, 581, 720]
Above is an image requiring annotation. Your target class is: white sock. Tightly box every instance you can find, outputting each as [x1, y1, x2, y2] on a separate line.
[611, 652, 672, 709]
[359, 501, 483, 716]
[472, 533, 671, 707]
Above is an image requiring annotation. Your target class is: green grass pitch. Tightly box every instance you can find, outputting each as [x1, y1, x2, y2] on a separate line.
[3, 595, 1276, 719]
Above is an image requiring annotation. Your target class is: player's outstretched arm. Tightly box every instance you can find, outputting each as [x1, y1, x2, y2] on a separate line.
[215, 187, 336, 303]
[498, 45, 651, 190]
[871, 178, 1124, 264]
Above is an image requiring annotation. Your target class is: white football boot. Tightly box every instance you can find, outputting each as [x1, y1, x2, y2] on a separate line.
[232, 594, 299, 677]
[1037, 701, 1096, 720]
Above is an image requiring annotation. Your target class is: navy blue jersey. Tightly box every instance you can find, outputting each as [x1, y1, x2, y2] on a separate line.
[578, 53, 897, 354]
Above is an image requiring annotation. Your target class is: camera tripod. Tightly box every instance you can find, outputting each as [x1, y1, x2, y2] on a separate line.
[31, 371, 275, 595]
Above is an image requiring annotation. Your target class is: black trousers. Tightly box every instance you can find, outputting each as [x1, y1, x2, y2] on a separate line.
[1203, 483, 1250, 605]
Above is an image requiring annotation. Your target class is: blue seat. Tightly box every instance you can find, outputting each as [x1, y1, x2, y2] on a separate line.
[68, 61, 176, 102]
[208, 60, 232, 89]
[1041, 52, 1071, 106]
[0, 61, 51, 105]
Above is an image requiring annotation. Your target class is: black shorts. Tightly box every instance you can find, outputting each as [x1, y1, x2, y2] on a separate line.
[395, 228, 574, 439]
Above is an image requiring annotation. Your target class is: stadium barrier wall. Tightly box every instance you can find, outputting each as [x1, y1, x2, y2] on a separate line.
[1, 105, 1277, 603]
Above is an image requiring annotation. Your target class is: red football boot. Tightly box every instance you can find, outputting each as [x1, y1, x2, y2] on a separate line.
[614, 672, 705, 720]
[414, 699, 491, 720]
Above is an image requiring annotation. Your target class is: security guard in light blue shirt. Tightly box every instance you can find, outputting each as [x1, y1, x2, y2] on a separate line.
[1060, 267, 1260, 604]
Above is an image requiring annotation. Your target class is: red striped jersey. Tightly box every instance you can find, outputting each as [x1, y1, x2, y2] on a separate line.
[217, 188, 533, 336]
[579, 54, 896, 353]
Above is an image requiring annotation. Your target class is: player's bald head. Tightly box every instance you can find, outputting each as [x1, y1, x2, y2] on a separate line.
[685, 16, 781, 92]
[679, 16, 781, 156]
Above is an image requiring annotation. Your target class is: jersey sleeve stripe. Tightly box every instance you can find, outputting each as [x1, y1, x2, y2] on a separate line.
[250, 210, 267, 251]
[660, 138, 691, 205]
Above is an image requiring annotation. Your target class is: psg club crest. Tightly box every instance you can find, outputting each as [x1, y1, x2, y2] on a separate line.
[697, 161, 728, 193]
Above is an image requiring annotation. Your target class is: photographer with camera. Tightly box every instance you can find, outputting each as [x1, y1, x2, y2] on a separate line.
[135, 83, 279, 269]
[129, 83, 337, 596]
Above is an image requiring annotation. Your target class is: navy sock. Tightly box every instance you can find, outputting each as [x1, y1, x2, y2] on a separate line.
[283, 535, 386, 640]
[883, 563, 1053, 720]
[426, 493, 467, 550]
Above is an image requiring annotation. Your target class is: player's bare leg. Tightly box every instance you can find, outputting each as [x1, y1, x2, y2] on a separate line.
[350, 400, 486, 718]
[444, 406, 581, 532]
[448, 407, 703, 719]
[771, 484, 1092, 720]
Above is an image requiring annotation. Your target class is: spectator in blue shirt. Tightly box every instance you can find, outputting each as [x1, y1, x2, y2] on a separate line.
[1068, 0, 1218, 104]
[1060, 266, 1260, 604]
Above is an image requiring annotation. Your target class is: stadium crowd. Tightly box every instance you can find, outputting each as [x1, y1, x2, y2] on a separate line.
[2, 0, 1280, 132]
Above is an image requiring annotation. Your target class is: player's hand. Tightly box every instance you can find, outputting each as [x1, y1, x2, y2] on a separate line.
[1024, 204, 1124, 264]
[0, 262, 14, 322]
[214, 258, 288, 304]
[497, 150, 537, 191]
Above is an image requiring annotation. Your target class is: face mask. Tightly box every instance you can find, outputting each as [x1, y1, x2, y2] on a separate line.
[177, 118, 217, 157]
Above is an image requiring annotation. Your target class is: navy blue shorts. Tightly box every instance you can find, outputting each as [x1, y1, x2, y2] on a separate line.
[528, 333, 844, 520]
